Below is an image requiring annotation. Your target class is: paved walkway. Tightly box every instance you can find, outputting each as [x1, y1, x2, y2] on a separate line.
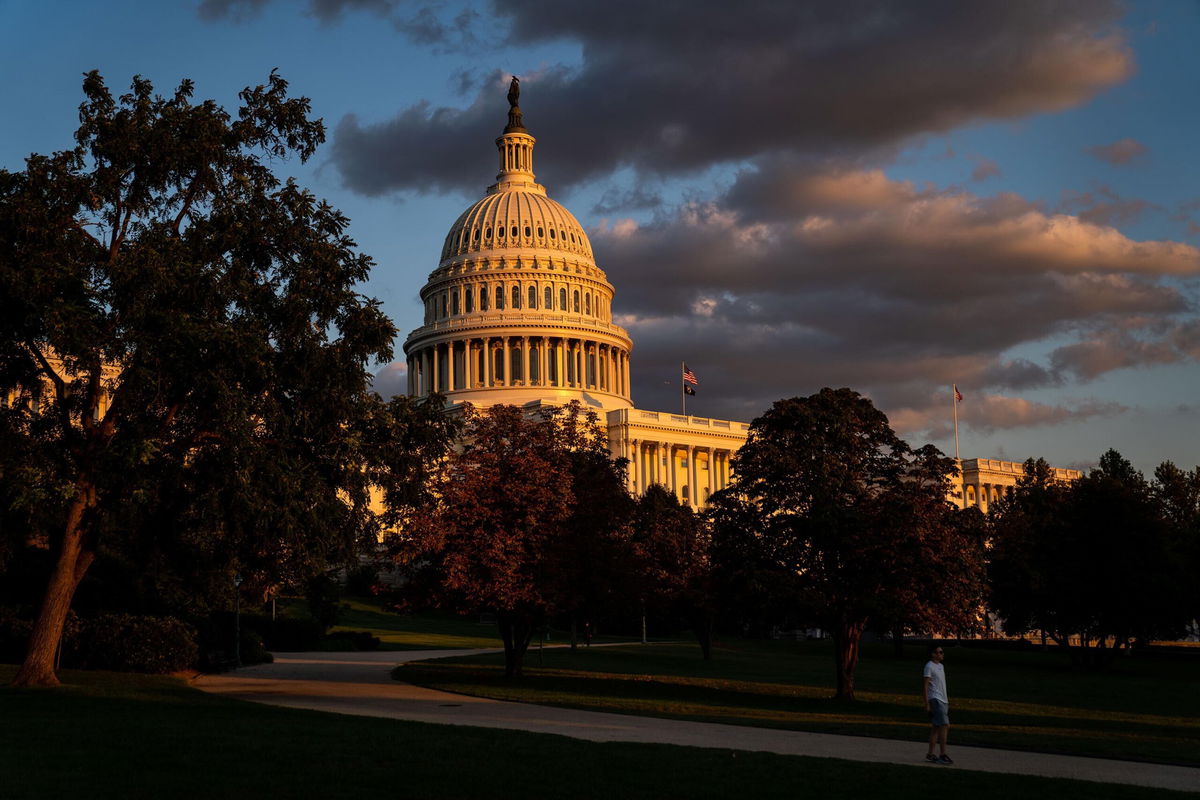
[193, 650, 1199, 793]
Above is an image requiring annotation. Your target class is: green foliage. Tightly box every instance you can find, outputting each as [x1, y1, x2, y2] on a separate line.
[66, 613, 198, 673]
[989, 451, 1195, 666]
[304, 573, 345, 632]
[709, 388, 985, 698]
[0, 70, 399, 684]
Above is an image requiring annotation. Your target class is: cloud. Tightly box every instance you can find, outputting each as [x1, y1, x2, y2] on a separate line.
[589, 160, 1200, 434]
[1059, 185, 1158, 227]
[1085, 137, 1149, 165]
[970, 156, 1001, 183]
[890, 395, 1126, 438]
[329, 1, 1133, 196]
[370, 360, 408, 398]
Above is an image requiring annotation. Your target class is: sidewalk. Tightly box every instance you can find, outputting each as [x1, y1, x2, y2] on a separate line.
[193, 650, 1200, 794]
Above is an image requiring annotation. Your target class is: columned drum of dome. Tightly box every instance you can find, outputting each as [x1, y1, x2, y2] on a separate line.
[404, 84, 634, 412]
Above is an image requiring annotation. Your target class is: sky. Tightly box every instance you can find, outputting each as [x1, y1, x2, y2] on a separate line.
[2, 0, 1198, 474]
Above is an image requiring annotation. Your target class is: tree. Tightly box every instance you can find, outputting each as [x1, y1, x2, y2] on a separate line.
[631, 485, 715, 657]
[544, 403, 636, 648]
[396, 404, 573, 676]
[989, 451, 1191, 667]
[713, 388, 983, 700]
[1152, 461, 1200, 632]
[0, 72, 395, 686]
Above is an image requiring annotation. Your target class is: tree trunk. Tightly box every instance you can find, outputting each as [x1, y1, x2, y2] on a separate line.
[12, 498, 96, 688]
[832, 621, 864, 700]
[497, 610, 535, 678]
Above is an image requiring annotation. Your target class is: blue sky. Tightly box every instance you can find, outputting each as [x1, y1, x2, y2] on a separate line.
[2, 0, 1197, 474]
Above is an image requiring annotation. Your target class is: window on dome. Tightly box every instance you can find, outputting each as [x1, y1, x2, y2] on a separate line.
[524, 225, 531, 237]
[560, 230, 566, 241]
[473, 228, 480, 241]
[485, 227, 492, 240]
[544, 286, 552, 309]
[512, 285, 520, 308]
[537, 226, 544, 237]
[466, 288, 474, 313]
[511, 225, 518, 238]
[570, 232, 576, 243]
[497, 226, 505, 239]
[529, 286, 537, 308]
[585, 293, 591, 315]
[559, 287, 567, 310]
[441, 293, 448, 317]
[549, 228, 556, 239]
[480, 285, 489, 311]
[451, 291, 460, 315]
[573, 290, 580, 313]
[495, 286, 504, 310]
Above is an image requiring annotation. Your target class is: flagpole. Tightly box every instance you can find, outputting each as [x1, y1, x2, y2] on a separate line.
[681, 361, 686, 416]
[952, 384, 960, 462]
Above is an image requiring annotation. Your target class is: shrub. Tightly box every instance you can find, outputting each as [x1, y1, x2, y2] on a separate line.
[320, 630, 381, 651]
[239, 627, 273, 665]
[0, 606, 82, 664]
[239, 613, 324, 651]
[345, 564, 381, 597]
[67, 613, 199, 673]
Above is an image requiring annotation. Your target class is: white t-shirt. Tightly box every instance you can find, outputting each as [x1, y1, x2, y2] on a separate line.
[923, 660, 948, 704]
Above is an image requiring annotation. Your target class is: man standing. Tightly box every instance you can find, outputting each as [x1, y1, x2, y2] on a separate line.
[923, 645, 953, 764]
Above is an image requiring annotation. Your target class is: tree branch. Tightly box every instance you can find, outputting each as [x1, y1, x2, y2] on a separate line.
[25, 340, 72, 435]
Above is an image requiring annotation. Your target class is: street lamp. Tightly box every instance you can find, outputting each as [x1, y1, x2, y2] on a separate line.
[233, 573, 243, 667]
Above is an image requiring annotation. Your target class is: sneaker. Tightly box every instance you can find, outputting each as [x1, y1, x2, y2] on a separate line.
[938, 754, 954, 765]
[925, 754, 939, 763]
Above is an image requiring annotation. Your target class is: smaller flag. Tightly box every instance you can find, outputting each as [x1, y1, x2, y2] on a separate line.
[683, 364, 698, 386]
[684, 385, 695, 396]
[954, 384, 963, 403]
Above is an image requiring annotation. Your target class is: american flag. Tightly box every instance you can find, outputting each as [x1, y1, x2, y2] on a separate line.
[954, 385, 963, 403]
[683, 365, 698, 386]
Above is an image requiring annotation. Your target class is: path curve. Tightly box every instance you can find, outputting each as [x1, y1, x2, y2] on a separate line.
[192, 650, 1199, 793]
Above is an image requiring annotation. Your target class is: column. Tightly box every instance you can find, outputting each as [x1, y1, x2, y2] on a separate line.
[555, 339, 564, 387]
[464, 341, 474, 389]
[540, 337, 549, 387]
[446, 342, 456, 392]
[522, 336, 531, 386]
[482, 337, 491, 387]
[708, 448, 717, 500]
[501, 337, 510, 386]
[627, 437, 639, 494]
[688, 446, 697, 508]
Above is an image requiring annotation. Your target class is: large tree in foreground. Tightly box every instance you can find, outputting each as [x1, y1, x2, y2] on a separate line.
[0, 72, 395, 686]
[712, 388, 983, 700]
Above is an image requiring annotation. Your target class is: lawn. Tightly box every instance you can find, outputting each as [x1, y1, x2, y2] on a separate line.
[1, 665, 1192, 800]
[395, 639, 1200, 766]
[326, 598, 502, 650]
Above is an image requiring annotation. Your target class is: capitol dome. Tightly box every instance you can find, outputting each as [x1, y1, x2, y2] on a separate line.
[403, 81, 634, 411]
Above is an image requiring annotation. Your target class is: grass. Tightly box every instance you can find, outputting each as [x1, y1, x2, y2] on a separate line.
[323, 597, 625, 651]
[1, 665, 1193, 800]
[277, 596, 504, 650]
[395, 639, 1200, 766]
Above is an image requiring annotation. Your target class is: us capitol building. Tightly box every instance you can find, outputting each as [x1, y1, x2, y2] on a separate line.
[398, 83, 1078, 510]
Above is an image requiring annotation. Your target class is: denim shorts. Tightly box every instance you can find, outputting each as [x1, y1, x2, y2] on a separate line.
[928, 699, 949, 726]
